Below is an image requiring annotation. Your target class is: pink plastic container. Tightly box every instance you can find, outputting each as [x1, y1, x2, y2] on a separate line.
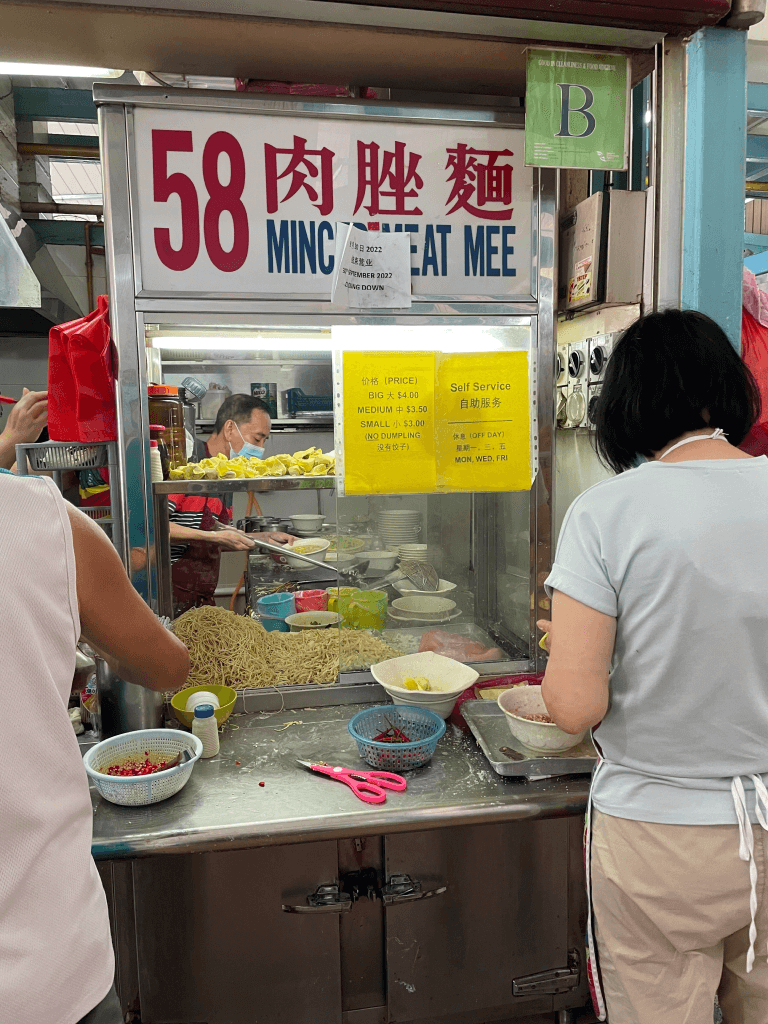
[294, 589, 329, 613]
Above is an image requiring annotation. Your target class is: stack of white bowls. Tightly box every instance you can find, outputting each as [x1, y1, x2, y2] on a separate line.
[371, 652, 480, 719]
[397, 542, 428, 562]
[378, 509, 422, 551]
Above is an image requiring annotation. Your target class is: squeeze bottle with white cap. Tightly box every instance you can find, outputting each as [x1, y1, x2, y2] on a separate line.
[192, 704, 220, 758]
[149, 440, 163, 484]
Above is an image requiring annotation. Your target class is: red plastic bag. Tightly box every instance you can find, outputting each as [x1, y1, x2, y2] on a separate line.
[451, 673, 543, 728]
[48, 295, 117, 442]
[740, 308, 768, 455]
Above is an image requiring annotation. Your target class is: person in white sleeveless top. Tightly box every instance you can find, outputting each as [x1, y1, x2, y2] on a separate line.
[538, 309, 768, 1023]
[0, 469, 189, 1024]
[0, 387, 48, 470]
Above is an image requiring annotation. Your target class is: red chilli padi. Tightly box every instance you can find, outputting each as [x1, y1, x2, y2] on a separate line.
[103, 756, 170, 777]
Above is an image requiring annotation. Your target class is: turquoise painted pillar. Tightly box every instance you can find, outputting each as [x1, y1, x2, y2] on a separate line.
[683, 27, 747, 351]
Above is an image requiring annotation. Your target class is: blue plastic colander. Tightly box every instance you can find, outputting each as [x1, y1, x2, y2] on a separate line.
[348, 705, 446, 770]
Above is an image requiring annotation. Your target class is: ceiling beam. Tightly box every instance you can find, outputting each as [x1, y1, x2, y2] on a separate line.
[27, 220, 104, 246]
[14, 86, 97, 122]
[1, 2, 657, 97]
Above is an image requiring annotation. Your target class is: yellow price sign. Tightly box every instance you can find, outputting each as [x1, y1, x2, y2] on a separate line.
[435, 351, 531, 492]
[342, 351, 436, 494]
[342, 349, 531, 494]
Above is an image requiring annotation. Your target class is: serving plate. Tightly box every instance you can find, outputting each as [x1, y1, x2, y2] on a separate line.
[387, 608, 462, 626]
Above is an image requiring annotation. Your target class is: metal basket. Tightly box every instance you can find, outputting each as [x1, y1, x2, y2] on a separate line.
[24, 441, 108, 472]
[81, 507, 113, 522]
[348, 705, 445, 771]
[83, 729, 202, 806]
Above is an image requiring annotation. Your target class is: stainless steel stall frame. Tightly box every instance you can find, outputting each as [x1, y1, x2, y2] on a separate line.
[95, 84, 558, 673]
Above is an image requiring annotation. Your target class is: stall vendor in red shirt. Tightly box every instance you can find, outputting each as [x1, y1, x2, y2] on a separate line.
[169, 394, 291, 615]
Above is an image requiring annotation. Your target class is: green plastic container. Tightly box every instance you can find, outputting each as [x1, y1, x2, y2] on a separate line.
[339, 589, 388, 630]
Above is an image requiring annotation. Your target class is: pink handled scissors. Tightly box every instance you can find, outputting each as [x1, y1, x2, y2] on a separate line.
[296, 760, 407, 805]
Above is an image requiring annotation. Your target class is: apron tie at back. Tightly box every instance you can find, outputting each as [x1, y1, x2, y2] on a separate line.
[731, 774, 768, 972]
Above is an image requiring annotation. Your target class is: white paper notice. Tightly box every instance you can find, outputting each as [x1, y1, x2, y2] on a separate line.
[331, 224, 412, 309]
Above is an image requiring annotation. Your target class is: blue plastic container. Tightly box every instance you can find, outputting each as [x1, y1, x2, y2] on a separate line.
[258, 613, 289, 632]
[348, 705, 445, 771]
[285, 387, 333, 416]
[257, 592, 296, 618]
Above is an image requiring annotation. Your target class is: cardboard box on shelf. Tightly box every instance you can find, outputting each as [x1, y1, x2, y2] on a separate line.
[746, 199, 768, 235]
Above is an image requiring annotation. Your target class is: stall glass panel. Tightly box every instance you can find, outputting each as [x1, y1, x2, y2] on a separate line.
[147, 319, 535, 691]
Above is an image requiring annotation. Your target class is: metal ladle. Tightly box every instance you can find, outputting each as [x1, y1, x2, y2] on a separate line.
[359, 559, 439, 593]
[247, 534, 369, 582]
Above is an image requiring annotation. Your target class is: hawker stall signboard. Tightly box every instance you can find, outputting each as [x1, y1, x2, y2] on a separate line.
[130, 108, 533, 301]
[525, 48, 629, 171]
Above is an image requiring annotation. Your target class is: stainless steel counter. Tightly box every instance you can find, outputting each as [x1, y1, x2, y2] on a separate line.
[90, 704, 590, 860]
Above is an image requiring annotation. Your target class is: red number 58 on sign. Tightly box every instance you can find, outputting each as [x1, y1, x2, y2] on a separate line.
[152, 129, 249, 273]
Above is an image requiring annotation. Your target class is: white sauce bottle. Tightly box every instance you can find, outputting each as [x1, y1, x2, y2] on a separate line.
[149, 440, 164, 483]
[192, 703, 220, 758]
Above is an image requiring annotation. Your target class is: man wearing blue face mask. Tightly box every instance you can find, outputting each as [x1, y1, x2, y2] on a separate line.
[169, 395, 291, 615]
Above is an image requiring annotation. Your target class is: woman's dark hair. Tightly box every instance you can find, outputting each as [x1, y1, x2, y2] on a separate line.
[594, 308, 761, 473]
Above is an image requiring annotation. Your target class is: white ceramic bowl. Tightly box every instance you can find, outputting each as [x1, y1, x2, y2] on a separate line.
[290, 514, 325, 531]
[274, 538, 330, 568]
[394, 578, 457, 596]
[326, 551, 356, 567]
[497, 687, 586, 753]
[328, 536, 366, 554]
[358, 550, 398, 571]
[391, 595, 457, 621]
[371, 652, 479, 719]
[184, 690, 221, 712]
[389, 692, 457, 719]
[286, 610, 342, 631]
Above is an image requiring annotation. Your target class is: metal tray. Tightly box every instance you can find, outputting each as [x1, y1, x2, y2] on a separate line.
[461, 700, 597, 778]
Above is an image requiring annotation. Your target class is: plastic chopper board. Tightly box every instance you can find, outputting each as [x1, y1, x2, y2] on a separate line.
[461, 699, 597, 778]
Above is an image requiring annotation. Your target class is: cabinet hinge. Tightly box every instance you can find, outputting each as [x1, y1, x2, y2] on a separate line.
[512, 949, 580, 996]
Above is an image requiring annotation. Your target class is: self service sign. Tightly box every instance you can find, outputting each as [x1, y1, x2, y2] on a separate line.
[130, 107, 533, 301]
[525, 48, 629, 171]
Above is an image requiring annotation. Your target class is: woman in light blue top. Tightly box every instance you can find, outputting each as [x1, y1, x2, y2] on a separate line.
[539, 309, 768, 1023]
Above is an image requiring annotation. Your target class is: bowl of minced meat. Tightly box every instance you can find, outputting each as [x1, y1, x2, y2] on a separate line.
[498, 686, 586, 753]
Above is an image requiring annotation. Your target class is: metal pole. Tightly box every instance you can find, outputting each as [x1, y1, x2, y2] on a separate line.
[85, 221, 94, 313]
[21, 200, 104, 217]
[533, 166, 557, 674]
[152, 485, 173, 619]
[99, 102, 147, 583]
[18, 141, 100, 160]
[653, 38, 686, 311]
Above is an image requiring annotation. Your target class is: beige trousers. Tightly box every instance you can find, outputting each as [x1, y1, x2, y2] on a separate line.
[591, 809, 768, 1024]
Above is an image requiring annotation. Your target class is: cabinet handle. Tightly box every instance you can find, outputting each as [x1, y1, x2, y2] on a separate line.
[282, 883, 353, 914]
[381, 873, 447, 906]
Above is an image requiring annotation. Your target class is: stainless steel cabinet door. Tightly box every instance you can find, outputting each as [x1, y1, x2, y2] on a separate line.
[384, 820, 572, 1022]
[132, 843, 343, 1024]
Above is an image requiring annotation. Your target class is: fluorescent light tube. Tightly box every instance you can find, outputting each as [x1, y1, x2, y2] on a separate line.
[152, 337, 332, 352]
[0, 62, 123, 78]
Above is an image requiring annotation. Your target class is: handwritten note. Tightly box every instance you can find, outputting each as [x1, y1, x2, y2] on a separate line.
[332, 225, 411, 309]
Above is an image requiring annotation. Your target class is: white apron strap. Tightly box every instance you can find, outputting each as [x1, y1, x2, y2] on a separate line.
[731, 774, 768, 973]
[585, 756, 608, 1021]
